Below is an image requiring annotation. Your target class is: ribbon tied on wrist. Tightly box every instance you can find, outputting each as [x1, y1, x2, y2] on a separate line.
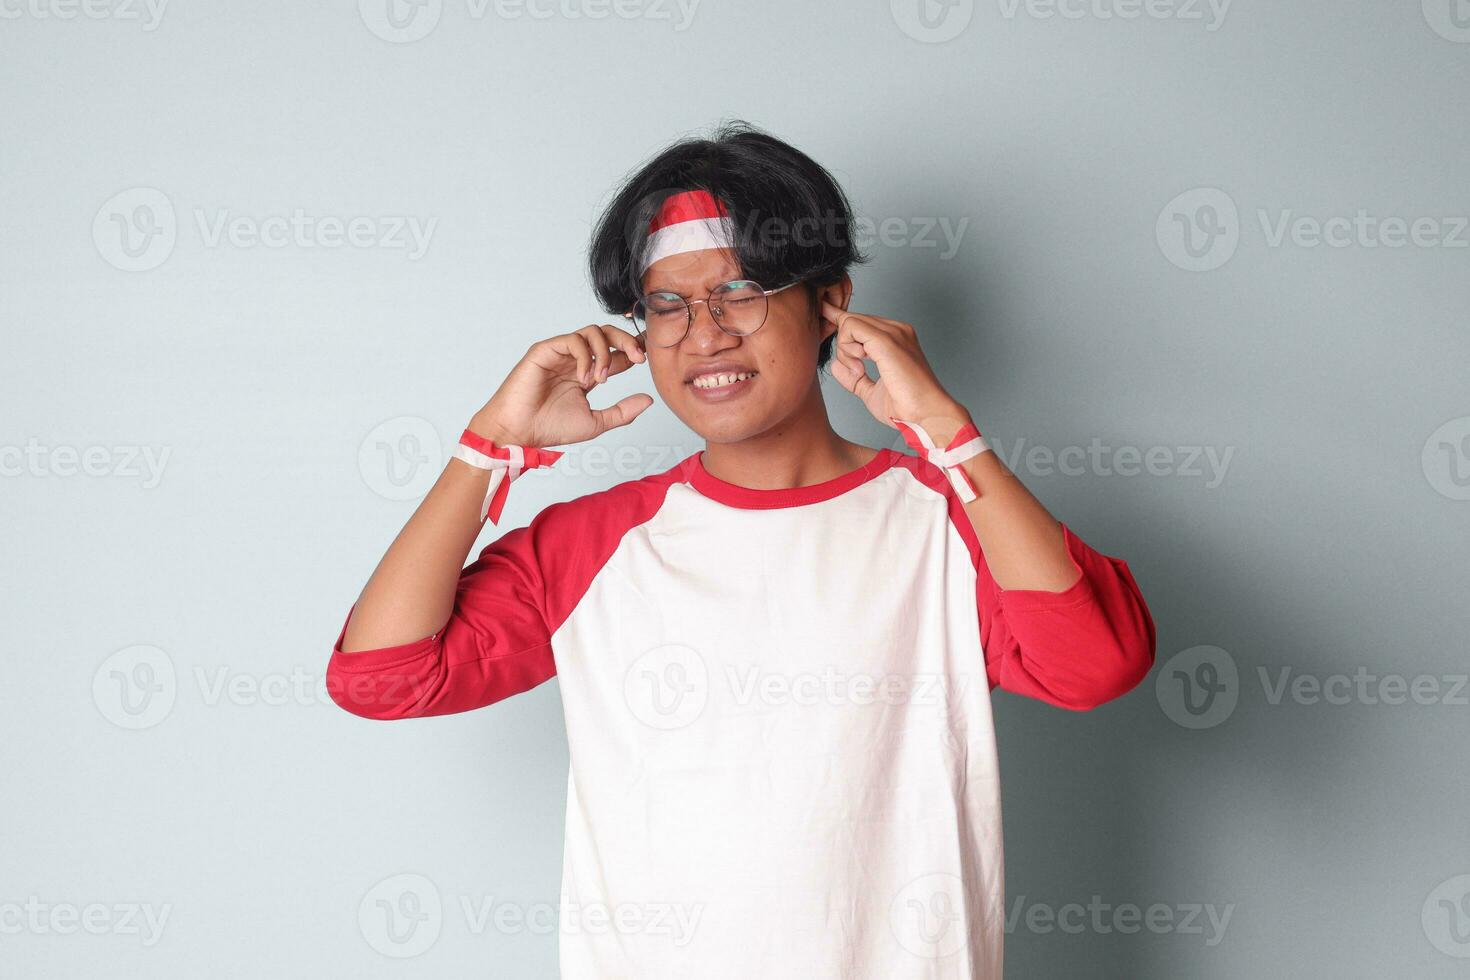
[890, 416, 991, 502]
[453, 428, 564, 525]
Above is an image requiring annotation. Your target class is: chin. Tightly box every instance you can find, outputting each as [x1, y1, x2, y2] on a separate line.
[676, 404, 765, 444]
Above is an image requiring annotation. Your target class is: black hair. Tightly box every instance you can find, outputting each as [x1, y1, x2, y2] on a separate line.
[588, 120, 868, 372]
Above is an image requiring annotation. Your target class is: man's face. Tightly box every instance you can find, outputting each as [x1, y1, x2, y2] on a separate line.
[637, 247, 832, 444]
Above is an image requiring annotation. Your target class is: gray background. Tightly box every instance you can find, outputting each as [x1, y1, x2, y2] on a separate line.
[3, 0, 1468, 976]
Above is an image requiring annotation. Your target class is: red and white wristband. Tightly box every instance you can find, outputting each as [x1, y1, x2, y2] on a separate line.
[453, 428, 564, 525]
[890, 416, 991, 502]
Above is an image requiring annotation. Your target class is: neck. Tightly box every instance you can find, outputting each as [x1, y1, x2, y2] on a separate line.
[698, 380, 878, 489]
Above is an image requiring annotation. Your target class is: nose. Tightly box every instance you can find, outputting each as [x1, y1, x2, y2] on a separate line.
[684, 298, 735, 350]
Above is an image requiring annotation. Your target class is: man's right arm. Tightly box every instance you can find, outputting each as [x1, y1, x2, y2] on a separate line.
[327, 324, 651, 720]
[327, 412, 558, 720]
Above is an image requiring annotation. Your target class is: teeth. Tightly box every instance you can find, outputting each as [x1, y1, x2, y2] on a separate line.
[692, 372, 756, 389]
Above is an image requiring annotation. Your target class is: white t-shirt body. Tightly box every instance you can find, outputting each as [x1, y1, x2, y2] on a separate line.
[329, 447, 1157, 979]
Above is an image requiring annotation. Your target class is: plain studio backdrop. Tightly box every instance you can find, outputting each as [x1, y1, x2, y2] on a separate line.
[3, 1, 1467, 977]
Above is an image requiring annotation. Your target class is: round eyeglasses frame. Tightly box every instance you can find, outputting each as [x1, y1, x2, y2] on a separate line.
[623, 279, 803, 349]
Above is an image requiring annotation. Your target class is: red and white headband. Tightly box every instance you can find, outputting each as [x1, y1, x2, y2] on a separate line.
[639, 189, 737, 275]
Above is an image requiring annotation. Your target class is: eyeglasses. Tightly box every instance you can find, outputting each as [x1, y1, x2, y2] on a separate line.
[624, 279, 802, 349]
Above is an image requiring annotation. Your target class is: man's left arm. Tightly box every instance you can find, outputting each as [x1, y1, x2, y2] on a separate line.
[920, 411, 1158, 710]
[820, 299, 1156, 710]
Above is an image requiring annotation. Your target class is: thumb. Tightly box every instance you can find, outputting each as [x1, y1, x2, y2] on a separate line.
[590, 393, 654, 435]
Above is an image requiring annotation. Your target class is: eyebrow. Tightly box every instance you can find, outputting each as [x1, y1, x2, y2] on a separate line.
[644, 269, 744, 297]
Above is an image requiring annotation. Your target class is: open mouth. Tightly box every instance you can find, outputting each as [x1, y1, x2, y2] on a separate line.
[688, 371, 758, 391]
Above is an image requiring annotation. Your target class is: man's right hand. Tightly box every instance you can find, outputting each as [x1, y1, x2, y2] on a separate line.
[471, 323, 652, 449]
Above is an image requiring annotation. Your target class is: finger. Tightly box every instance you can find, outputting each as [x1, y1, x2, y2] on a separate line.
[599, 322, 647, 364]
[590, 393, 654, 436]
[830, 351, 877, 403]
[576, 325, 618, 383]
[556, 331, 595, 387]
[819, 299, 850, 326]
[589, 324, 645, 380]
[596, 348, 636, 380]
[828, 331, 873, 394]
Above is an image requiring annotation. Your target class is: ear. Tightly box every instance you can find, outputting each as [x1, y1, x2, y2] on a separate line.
[814, 275, 854, 343]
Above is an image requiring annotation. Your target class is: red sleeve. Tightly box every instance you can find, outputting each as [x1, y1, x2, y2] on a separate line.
[972, 523, 1157, 711]
[326, 473, 675, 721]
[325, 519, 558, 721]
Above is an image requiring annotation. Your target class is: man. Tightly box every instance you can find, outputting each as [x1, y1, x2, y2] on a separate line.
[328, 121, 1155, 978]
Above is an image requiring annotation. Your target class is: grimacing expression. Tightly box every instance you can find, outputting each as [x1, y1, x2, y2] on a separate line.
[637, 247, 832, 445]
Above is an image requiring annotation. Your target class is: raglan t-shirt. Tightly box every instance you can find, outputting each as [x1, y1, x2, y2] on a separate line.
[328, 446, 1156, 979]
